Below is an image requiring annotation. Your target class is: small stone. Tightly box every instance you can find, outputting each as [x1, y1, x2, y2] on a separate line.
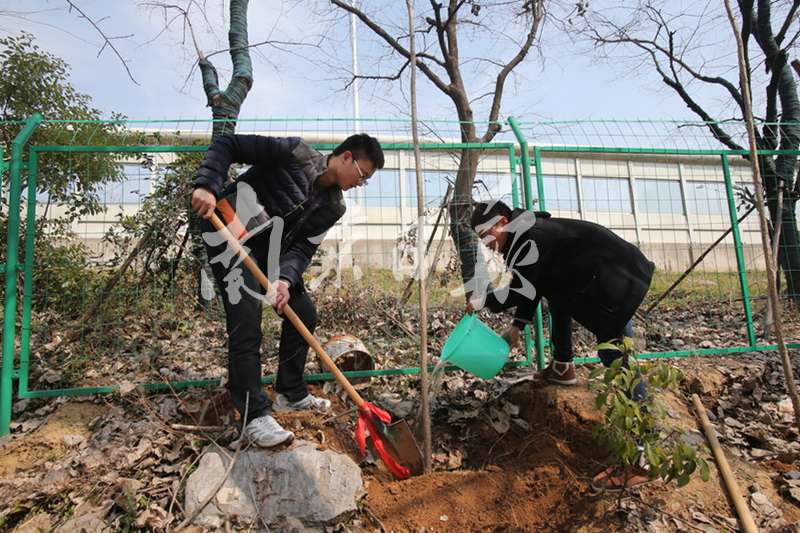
[502, 402, 520, 417]
[699, 340, 714, 349]
[750, 491, 782, 523]
[12, 399, 30, 415]
[672, 338, 686, 348]
[40, 369, 62, 384]
[749, 448, 772, 458]
[783, 471, 800, 480]
[440, 515, 449, 522]
[777, 398, 793, 414]
[118, 477, 144, 495]
[117, 381, 136, 395]
[512, 418, 530, 431]
[14, 512, 54, 533]
[280, 516, 306, 533]
[376, 393, 414, 418]
[62, 434, 85, 447]
[724, 417, 745, 429]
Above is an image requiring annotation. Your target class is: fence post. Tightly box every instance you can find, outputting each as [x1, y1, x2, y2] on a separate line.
[720, 154, 757, 347]
[1, 114, 42, 437]
[508, 117, 546, 371]
[507, 143, 534, 365]
[17, 148, 39, 399]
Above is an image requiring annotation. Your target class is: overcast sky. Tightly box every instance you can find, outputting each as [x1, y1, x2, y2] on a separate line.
[1, 1, 737, 129]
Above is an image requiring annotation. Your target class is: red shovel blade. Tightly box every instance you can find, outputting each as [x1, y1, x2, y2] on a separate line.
[355, 403, 422, 479]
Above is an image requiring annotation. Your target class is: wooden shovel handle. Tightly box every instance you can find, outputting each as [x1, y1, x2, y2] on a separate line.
[209, 213, 365, 407]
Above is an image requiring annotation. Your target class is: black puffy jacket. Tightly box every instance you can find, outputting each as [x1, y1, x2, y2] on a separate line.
[482, 209, 655, 339]
[195, 134, 346, 287]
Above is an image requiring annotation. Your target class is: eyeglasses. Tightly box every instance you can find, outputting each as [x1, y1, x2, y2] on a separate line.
[352, 159, 367, 183]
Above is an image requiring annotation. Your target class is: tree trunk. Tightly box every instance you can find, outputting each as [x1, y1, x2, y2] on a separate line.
[193, 0, 253, 307]
[762, 57, 800, 303]
[450, 110, 489, 297]
[771, 196, 800, 300]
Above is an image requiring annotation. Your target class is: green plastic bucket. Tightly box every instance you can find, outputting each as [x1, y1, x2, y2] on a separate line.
[440, 314, 510, 379]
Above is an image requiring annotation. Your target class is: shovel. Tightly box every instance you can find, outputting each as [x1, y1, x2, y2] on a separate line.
[208, 212, 423, 478]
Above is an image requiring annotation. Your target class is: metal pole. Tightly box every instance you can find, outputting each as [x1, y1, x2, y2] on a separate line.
[350, 1, 360, 131]
[721, 155, 757, 347]
[18, 149, 38, 398]
[508, 117, 546, 370]
[338, 0, 362, 287]
[531, 146, 547, 371]
[1, 114, 42, 437]
[508, 145, 533, 366]
[350, 0, 365, 209]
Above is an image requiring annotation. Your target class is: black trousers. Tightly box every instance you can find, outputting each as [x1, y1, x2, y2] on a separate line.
[201, 220, 317, 422]
[548, 301, 646, 401]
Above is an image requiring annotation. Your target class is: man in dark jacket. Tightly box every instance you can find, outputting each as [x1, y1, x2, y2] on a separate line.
[468, 199, 654, 388]
[192, 133, 384, 448]
[469, 199, 655, 491]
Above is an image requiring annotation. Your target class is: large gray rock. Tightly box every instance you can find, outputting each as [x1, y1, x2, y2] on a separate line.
[185, 440, 363, 529]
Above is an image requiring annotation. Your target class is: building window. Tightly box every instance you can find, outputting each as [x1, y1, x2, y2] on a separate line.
[541, 175, 579, 212]
[685, 181, 729, 215]
[635, 179, 684, 214]
[583, 176, 633, 213]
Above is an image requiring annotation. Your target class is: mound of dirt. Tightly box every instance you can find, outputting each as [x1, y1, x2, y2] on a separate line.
[365, 382, 612, 532]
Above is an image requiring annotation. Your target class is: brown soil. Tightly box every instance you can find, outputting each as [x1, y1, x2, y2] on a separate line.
[362, 378, 800, 532]
[3, 370, 798, 531]
[0, 401, 105, 477]
[365, 382, 612, 532]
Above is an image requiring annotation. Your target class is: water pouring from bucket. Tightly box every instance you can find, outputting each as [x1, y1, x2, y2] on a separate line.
[439, 314, 510, 379]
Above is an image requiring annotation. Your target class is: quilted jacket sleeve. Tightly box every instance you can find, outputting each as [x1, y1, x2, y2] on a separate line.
[194, 135, 299, 197]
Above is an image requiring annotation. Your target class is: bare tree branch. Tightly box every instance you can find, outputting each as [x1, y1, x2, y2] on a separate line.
[330, 0, 453, 96]
[345, 59, 411, 89]
[65, 0, 139, 84]
[587, 27, 745, 110]
[483, 1, 543, 142]
[204, 39, 320, 61]
[776, 0, 800, 45]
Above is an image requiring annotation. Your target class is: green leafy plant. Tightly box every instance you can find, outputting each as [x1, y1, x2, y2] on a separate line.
[589, 357, 710, 488]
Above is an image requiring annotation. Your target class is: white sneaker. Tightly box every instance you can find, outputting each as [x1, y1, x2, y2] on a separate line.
[273, 393, 332, 414]
[244, 415, 294, 448]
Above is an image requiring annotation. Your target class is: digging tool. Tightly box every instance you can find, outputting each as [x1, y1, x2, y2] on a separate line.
[208, 212, 423, 479]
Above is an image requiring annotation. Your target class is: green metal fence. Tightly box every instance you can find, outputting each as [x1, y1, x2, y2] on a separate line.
[2, 115, 799, 436]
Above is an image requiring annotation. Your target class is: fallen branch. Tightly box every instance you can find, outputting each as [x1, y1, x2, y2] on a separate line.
[321, 407, 357, 425]
[170, 424, 228, 432]
[691, 394, 757, 533]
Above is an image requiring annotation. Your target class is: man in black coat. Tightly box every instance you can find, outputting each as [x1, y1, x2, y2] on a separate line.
[468, 199, 654, 391]
[192, 133, 384, 448]
[469, 199, 656, 491]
